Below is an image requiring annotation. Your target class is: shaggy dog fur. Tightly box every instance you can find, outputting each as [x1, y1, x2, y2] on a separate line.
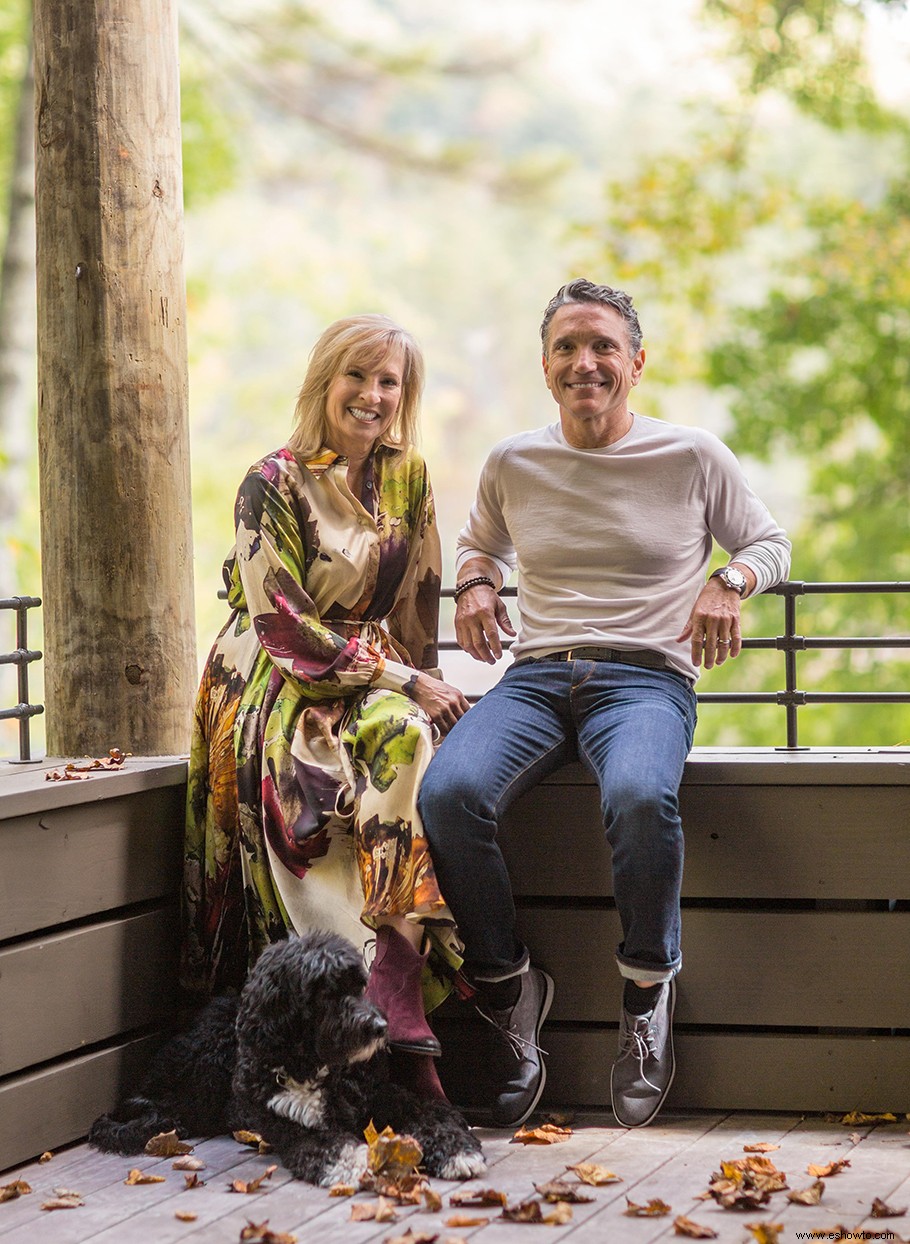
[89, 930, 485, 1186]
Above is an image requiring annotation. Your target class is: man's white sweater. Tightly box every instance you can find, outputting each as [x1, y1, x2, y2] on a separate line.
[456, 415, 791, 682]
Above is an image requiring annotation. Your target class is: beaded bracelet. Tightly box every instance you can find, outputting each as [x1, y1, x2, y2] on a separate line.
[453, 575, 497, 602]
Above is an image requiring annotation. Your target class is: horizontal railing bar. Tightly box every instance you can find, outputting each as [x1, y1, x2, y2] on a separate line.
[0, 596, 42, 609]
[0, 649, 42, 666]
[768, 581, 910, 595]
[0, 703, 44, 722]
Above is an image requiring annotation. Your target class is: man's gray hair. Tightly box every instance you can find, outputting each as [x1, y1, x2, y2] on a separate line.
[540, 278, 643, 356]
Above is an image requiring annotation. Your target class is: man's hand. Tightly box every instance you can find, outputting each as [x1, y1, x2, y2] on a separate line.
[455, 583, 517, 665]
[678, 565, 755, 669]
[408, 672, 471, 735]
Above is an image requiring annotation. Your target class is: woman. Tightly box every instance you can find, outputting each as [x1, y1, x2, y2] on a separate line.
[183, 314, 469, 1097]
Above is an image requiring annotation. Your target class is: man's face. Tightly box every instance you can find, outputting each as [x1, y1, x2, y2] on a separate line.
[542, 303, 644, 438]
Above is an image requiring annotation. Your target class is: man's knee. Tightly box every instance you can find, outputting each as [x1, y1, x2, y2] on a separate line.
[418, 748, 487, 833]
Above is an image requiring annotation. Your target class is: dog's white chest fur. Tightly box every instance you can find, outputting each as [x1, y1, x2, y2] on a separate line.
[268, 1067, 328, 1128]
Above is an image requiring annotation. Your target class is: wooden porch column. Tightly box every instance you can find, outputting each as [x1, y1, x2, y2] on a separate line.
[33, 0, 196, 755]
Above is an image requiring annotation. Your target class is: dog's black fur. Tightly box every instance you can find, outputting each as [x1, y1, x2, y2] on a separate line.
[89, 930, 485, 1186]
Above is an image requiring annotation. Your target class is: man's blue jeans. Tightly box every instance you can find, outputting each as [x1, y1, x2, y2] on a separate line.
[418, 657, 697, 985]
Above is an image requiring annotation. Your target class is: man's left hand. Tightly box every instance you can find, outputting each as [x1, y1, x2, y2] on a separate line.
[678, 567, 755, 669]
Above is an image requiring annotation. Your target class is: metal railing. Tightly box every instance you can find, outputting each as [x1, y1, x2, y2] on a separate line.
[440, 580, 910, 750]
[0, 596, 44, 762]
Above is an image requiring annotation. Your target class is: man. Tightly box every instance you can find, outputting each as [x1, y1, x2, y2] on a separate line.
[418, 279, 791, 1129]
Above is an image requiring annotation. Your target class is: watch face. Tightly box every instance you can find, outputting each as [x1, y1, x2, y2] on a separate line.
[721, 567, 746, 593]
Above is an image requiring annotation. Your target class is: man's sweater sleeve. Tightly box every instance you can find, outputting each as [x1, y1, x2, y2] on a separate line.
[698, 432, 792, 595]
[455, 444, 517, 586]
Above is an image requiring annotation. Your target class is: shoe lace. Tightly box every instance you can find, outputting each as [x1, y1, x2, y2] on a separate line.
[474, 1004, 549, 1061]
[617, 1014, 660, 1092]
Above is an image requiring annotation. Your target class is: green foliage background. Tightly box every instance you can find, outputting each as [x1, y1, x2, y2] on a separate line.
[1, 0, 908, 753]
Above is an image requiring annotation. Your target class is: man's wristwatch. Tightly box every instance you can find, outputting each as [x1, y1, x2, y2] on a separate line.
[710, 565, 748, 597]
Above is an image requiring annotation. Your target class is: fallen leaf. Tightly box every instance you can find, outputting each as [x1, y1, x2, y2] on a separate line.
[787, 1180, 825, 1205]
[673, 1215, 719, 1239]
[445, 1215, 489, 1228]
[745, 1225, 785, 1244]
[183, 1172, 205, 1190]
[710, 1185, 770, 1211]
[173, 1155, 206, 1171]
[328, 1183, 357, 1197]
[365, 1124, 423, 1182]
[422, 1189, 443, 1212]
[744, 1143, 780, 1153]
[502, 1200, 545, 1222]
[229, 1165, 278, 1194]
[624, 1197, 672, 1217]
[566, 1162, 622, 1185]
[234, 1130, 266, 1147]
[239, 1222, 297, 1244]
[351, 1203, 381, 1222]
[543, 1202, 573, 1225]
[449, 1187, 508, 1208]
[512, 1122, 572, 1145]
[125, 1169, 166, 1185]
[807, 1159, 851, 1177]
[840, 1111, 898, 1126]
[534, 1180, 594, 1204]
[175, 1210, 198, 1222]
[40, 1191, 85, 1210]
[145, 1130, 193, 1157]
[871, 1197, 908, 1218]
[39, 1152, 54, 1163]
[0, 1181, 32, 1203]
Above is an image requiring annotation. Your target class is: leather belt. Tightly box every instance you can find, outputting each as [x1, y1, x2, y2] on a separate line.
[534, 646, 669, 670]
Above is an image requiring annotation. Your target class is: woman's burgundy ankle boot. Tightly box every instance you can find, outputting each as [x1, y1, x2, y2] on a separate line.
[365, 925, 442, 1057]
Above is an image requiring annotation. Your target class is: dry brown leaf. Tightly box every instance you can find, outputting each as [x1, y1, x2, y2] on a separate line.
[871, 1197, 908, 1218]
[422, 1188, 443, 1212]
[534, 1180, 594, 1204]
[624, 1197, 672, 1217]
[39, 1152, 53, 1163]
[229, 1165, 278, 1194]
[445, 1214, 489, 1228]
[175, 1210, 198, 1222]
[449, 1187, 508, 1207]
[745, 1225, 785, 1244]
[46, 769, 92, 781]
[183, 1172, 205, 1190]
[328, 1183, 357, 1197]
[502, 1200, 546, 1223]
[350, 1197, 399, 1223]
[512, 1122, 572, 1145]
[365, 1124, 423, 1181]
[145, 1130, 193, 1158]
[366, 1172, 425, 1203]
[543, 1202, 573, 1225]
[239, 1222, 297, 1244]
[40, 1190, 85, 1210]
[0, 1181, 32, 1203]
[234, 1130, 266, 1147]
[566, 1162, 622, 1185]
[787, 1180, 825, 1205]
[710, 1184, 771, 1211]
[743, 1143, 780, 1153]
[173, 1155, 206, 1171]
[807, 1158, 851, 1177]
[673, 1215, 718, 1239]
[840, 1111, 898, 1126]
[124, 1169, 166, 1185]
[381, 1232, 439, 1244]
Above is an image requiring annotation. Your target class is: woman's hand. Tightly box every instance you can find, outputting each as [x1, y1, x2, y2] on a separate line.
[408, 672, 471, 736]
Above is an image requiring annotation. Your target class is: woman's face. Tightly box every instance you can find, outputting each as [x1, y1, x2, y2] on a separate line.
[323, 350, 404, 460]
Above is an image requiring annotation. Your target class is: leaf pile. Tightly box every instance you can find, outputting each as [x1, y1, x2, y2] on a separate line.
[46, 748, 130, 781]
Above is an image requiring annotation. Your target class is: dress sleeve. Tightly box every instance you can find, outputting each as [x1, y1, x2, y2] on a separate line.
[383, 471, 442, 682]
[234, 465, 403, 698]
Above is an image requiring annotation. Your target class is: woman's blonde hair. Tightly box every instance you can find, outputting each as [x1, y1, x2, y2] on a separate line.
[288, 314, 426, 459]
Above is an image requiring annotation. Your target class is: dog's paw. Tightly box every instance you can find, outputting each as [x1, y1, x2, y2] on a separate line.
[317, 1141, 370, 1188]
[436, 1148, 487, 1180]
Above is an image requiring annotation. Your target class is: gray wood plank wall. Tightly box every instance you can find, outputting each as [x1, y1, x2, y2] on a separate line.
[0, 762, 186, 1171]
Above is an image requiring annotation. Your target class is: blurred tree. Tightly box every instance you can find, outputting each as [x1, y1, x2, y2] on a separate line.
[573, 0, 910, 745]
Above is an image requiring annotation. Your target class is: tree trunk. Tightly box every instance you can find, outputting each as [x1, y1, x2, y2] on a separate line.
[33, 0, 196, 756]
[0, 26, 37, 600]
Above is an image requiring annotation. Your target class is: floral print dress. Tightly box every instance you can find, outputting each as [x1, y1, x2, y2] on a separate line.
[182, 443, 454, 997]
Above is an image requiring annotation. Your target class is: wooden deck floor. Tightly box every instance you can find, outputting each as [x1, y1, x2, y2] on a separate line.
[2, 1112, 908, 1244]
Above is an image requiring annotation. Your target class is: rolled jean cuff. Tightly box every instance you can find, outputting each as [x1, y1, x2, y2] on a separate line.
[616, 954, 681, 985]
[469, 951, 530, 984]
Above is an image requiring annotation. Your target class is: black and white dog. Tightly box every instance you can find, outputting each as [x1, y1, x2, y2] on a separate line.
[89, 930, 485, 1186]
